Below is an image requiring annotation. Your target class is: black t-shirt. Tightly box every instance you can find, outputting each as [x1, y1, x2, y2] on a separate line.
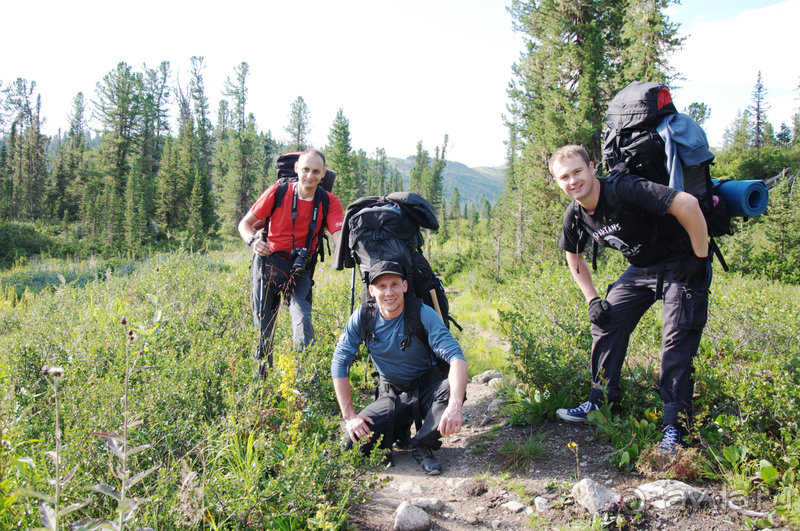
[559, 174, 687, 267]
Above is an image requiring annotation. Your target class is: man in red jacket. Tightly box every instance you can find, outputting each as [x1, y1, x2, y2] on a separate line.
[238, 149, 343, 375]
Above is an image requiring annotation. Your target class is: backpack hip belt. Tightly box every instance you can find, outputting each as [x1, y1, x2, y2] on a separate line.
[378, 365, 444, 448]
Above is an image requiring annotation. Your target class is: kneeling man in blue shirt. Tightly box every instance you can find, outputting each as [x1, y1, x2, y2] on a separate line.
[331, 261, 467, 475]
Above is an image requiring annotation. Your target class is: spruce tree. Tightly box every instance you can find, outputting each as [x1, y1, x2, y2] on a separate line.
[449, 187, 461, 220]
[748, 71, 770, 160]
[186, 170, 206, 250]
[285, 96, 311, 151]
[409, 141, 429, 196]
[616, 0, 684, 85]
[684, 103, 711, 131]
[324, 108, 357, 205]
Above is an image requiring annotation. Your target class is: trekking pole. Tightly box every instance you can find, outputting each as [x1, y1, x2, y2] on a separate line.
[349, 266, 356, 314]
[256, 231, 273, 372]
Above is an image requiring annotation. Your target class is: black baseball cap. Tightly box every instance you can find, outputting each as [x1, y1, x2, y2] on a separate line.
[369, 261, 405, 284]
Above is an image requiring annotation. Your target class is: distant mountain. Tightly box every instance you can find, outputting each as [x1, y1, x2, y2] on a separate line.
[387, 157, 506, 206]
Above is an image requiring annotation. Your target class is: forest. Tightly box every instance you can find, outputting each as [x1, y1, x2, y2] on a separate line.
[1, 0, 800, 529]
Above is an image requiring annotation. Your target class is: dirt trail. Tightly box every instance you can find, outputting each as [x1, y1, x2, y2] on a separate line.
[349, 380, 748, 531]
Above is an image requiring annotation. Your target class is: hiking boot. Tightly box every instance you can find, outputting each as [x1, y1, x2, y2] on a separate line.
[412, 445, 442, 476]
[556, 401, 599, 423]
[657, 424, 682, 455]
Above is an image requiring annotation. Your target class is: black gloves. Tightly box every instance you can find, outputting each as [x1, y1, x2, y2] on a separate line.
[674, 254, 709, 284]
[588, 297, 612, 327]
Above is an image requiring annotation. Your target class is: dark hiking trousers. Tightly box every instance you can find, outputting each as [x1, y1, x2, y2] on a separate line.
[250, 254, 315, 361]
[346, 372, 451, 455]
[587, 258, 710, 426]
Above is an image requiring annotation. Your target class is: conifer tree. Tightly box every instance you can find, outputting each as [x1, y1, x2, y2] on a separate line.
[324, 108, 357, 205]
[186, 170, 206, 249]
[409, 141, 429, 196]
[189, 56, 217, 232]
[355, 149, 369, 199]
[684, 103, 711, 130]
[428, 135, 448, 214]
[616, 0, 683, 85]
[748, 71, 770, 160]
[449, 187, 461, 220]
[93, 62, 143, 245]
[285, 96, 311, 151]
[370, 147, 388, 195]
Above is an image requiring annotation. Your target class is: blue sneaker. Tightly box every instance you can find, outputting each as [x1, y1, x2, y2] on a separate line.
[658, 424, 683, 455]
[556, 401, 599, 423]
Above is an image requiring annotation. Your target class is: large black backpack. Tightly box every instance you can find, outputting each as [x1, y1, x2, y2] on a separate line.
[600, 82, 731, 271]
[333, 192, 459, 329]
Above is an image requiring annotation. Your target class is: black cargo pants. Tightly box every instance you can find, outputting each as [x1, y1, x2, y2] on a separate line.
[588, 258, 710, 426]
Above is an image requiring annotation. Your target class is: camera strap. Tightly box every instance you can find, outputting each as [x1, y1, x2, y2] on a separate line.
[290, 184, 323, 259]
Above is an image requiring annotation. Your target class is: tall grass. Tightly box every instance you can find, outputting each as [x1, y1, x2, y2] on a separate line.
[0, 249, 381, 529]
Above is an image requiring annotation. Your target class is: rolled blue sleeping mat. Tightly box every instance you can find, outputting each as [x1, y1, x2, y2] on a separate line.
[711, 179, 769, 218]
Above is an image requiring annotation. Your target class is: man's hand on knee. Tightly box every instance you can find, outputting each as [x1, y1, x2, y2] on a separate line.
[344, 414, 374, 442]
[588, 297, 612, 327]
[439, 404, 463, 437]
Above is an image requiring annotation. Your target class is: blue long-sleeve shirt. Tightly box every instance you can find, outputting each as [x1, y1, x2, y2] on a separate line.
[331, 303, 465, 385]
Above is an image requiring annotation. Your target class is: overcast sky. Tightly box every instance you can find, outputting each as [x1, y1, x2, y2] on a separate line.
[2, 0, 798, 168]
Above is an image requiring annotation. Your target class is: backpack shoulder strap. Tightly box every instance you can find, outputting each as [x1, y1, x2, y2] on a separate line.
[360, 301, 379, 352]
[270, 182, 291, 219]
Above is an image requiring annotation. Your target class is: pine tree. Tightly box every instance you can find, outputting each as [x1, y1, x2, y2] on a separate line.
[776, 122, 793, 148]
[748, 71, 770, 160]
[428, 135, 448, 215]
[355, 149, 369, 199]
[0, 143, 11, 221]
[616, 0, 684, 85]
[370, 148, 388, 195]
[449, 187, 461, 220]
[324, 108, 357, 205]
[223, 63, 249, 134]
[189, 56, 217, 233]
[4, 80, 49, 220]
[684, 103, 711, 130]
[409, 141, 429, 196]
[93, 62, 143, 245]
[186, 170, 205, 250]
[285, 96, 311, 151]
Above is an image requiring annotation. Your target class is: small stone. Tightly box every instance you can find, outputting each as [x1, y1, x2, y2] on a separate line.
[488, 399, 502, 414]
[572, 478, 622, 514]
[502, 501, 526, 513]
[411, 498, 443, 512]
[636, 480, 710, 509]
[491, 520, 502, 529]
[465, 514, 478, 525]
[605, 479, 613, 485]
[534, 496, 550, 513]
[580, 461, 588, 467]
[525, 506, 534, 516]
[393, 501, 430, 531]
[475, 506, 486, 513]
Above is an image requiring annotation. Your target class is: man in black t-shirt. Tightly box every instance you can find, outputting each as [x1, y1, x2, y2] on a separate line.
[550, 145, 711, 454]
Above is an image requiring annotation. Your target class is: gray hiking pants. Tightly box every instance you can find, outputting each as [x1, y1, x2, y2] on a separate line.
[587, 258, 710, 426]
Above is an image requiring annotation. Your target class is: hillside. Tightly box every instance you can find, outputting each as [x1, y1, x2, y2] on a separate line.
[387, 156, 506, 207]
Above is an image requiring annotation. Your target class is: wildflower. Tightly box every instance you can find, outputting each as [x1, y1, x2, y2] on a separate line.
[41, 365, 51, 375]
[121, 316, 128, 325]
